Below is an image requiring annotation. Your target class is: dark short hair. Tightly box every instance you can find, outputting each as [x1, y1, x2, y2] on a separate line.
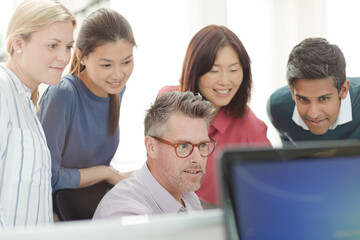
[179, 25, 252, 118]
[287, 37, 346, 92]
[144, 91, 213, 137]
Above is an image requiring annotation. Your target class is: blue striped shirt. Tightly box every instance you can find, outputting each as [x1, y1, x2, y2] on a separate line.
[0, 65, 52, 230]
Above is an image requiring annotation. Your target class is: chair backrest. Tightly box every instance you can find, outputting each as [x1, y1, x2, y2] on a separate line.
[53, 181, 113, 221]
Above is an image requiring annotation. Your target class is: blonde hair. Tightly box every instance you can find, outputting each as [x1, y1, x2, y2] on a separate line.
[5, 0, 76, 108]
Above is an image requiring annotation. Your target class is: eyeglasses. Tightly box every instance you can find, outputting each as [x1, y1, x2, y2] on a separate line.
[151, 136, 217, 158]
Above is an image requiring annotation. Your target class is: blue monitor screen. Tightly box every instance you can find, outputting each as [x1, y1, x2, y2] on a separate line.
[231, 156, 360, 240]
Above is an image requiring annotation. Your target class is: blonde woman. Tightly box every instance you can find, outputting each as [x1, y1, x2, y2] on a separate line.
[0, 0, 76, 229]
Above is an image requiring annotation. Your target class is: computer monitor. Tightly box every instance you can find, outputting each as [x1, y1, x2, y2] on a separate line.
[0, 209, 225, 240]
[218, 140, 360, 240]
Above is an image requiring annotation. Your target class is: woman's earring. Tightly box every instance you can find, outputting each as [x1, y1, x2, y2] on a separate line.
[16, 49, 22, 54]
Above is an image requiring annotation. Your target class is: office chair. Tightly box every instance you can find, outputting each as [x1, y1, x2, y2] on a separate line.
[53, 181, 113, 221]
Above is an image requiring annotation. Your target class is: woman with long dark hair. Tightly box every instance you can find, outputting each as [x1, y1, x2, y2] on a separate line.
[159, 25, 271, 206]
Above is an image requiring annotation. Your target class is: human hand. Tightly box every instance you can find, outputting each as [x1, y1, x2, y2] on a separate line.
[106, 166, 126, 185]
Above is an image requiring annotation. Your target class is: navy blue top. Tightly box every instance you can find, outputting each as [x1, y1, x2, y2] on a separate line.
[38, 75, 124, 191]
[267, 77, 360, 145]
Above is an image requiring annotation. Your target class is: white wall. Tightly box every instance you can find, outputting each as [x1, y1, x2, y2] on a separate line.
[326, 0, 360, 77]
[227, 0, 328, 150]
[109, 0, 192, 171]
[110, 0, 332, 171]
[4, 0, 360, 172]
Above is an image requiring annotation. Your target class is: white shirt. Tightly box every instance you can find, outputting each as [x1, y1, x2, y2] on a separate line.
[93, 163, 203, 219]
[0, 65, 53, 230]
[292, 91, 352, 130]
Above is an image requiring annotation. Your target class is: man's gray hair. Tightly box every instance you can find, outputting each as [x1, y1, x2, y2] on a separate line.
[144, 91, 214, 137]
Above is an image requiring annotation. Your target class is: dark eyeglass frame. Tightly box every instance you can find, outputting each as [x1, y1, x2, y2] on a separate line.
[151, 136, 217, 158]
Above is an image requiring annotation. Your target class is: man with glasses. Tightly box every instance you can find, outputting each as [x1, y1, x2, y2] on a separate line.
[93, 91, 216, 218]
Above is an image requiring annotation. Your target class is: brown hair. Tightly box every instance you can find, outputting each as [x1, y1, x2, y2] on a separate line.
[179, 25, 252, 118]
[5, 0, 76, 109]
[69, 8, 135, 136]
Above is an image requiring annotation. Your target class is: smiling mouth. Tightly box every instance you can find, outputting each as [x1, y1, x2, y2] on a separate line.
[107, 81, 122, 87]
[306, 118, 326, 127]
[214, 89, 230, 94]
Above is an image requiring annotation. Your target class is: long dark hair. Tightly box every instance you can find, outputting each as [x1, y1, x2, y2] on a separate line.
[69, 8, 136, 136]
[180, 25, 252, 118]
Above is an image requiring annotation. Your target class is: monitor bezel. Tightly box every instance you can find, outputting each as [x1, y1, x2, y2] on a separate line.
[218, 140, 360, 240]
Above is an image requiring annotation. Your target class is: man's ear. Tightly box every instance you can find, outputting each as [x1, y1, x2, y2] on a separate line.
[75, 48, 85, 65]
[340, 79, 350, 100]
[145, 136, 157, 159]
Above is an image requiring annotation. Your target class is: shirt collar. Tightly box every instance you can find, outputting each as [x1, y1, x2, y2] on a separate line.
[1, 65, 31, 98]
[210, 108, 232, 135]
[292, 91, 352, 130]
[140, 163, 189, 214]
